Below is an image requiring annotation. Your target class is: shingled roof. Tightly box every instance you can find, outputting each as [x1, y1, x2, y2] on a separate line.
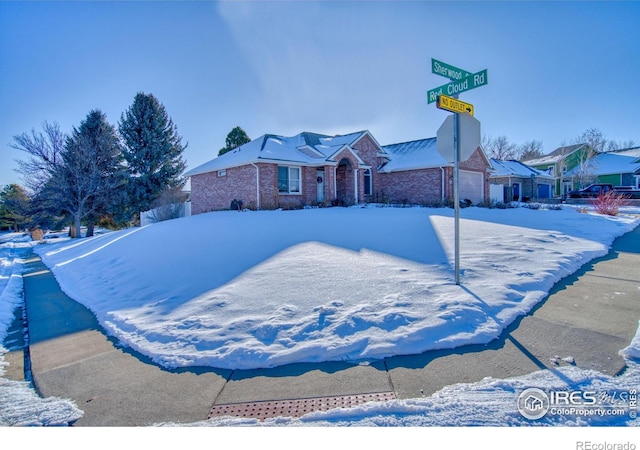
[185, 131, 374, 177]
[522, 143, 587, 166]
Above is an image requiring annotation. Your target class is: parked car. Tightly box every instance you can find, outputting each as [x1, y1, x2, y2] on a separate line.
[566, 184, 640, 199]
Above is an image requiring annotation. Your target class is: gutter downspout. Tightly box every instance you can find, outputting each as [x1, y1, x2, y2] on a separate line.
[250, 162, 260, 210]
[440, 167, 446, 202]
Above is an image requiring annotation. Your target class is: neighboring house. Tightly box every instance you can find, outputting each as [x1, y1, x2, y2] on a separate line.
[489, 159, 555, 202]
[564, 147, 640, 189]
[523, 143, 594, 197]
[185, 130, 491, 213]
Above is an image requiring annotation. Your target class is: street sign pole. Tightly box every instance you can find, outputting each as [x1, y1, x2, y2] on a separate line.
[453, 107, 461, 285]
[430, 59, 487, 285]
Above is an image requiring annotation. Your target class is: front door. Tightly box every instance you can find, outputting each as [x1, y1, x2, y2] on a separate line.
[316, 170, 325, 203]
[513, 182, 520, 201]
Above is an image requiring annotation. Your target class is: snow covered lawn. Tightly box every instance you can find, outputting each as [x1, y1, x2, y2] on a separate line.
[2, 205, 640, 430]
[33, 205, 640, 371]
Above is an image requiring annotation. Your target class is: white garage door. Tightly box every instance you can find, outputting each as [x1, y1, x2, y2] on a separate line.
[459, 170, 484, 204]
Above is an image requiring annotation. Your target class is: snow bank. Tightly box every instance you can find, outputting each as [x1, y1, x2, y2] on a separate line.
[0, 233, 83, 426]
[178, 363, 640, 427]
[34, 206, 640, 371]
[0, 233, 31, 342]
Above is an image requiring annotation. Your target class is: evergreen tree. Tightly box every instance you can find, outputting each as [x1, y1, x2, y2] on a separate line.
[51, 110, 124, 238]
[219, 126, 250, 156]
[0, 184, 31, 231]
[119, 93, 187, 216]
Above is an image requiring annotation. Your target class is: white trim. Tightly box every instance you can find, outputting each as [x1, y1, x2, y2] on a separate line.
[379, 163, 452, 173]
[350, 130, 386, 156]
[187, 158, 340, 178]
[353, 169, 359, 204]
[363, 168, 372, 196]
[278, 165, 302, 195]
[250, 163, 260, 209]
[326, 145, 367, 166]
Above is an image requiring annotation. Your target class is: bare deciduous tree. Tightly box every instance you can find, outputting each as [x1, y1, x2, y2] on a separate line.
[518, 140, 544, 161]
[11, 121, 66, 194]
[574, 128, 607, 153]
[482, 135, 519, 160]
[605, 139, 636, 152]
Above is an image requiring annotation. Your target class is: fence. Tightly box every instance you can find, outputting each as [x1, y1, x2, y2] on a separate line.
[140, 202, 191, 226]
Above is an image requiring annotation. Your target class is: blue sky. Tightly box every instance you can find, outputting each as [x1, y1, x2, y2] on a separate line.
[1, 1, 639, 188]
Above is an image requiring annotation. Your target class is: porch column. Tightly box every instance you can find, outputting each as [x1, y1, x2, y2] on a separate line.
[353, 169, 358, 204]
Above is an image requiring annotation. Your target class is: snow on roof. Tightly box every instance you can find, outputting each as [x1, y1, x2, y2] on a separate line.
[489, 159, 554, 179]
[184, 131, 371, 177]
[312, 131, 367, 158]
[565, 151, 640, 177]
[379, 137, 449, 172]
[523, 144, 586, 166]
[609, 146, 640, 159]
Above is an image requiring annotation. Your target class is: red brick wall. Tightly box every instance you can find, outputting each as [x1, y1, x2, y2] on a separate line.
[377, 168, 446, 204]
[191, 164, 260, 214]
[258, 164, 278, 210]
[191, 163, 331, 212]
[460, 147, 489, 171]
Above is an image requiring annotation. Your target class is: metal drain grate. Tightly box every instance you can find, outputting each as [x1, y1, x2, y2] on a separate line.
[208, 391, 396, 421]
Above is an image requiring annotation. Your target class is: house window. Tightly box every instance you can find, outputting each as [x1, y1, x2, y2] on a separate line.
[278, 166, 301, 194]
[217, 169, 227, 177]
[363, 169, 372, 196]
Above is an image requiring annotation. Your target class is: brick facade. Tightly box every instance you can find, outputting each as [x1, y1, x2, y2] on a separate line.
[377, 168, 446, 205]
[459, 148, 490, 203]
[191, 164, 259, 214]
[189, 136, 490, 213]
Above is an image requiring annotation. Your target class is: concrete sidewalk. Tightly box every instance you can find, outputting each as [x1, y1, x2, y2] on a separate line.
[9, 225, 640, 426]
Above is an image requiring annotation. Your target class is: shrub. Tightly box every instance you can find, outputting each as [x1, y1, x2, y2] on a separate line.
[591, 191, 629, 216]
[230, 199, 244, 211]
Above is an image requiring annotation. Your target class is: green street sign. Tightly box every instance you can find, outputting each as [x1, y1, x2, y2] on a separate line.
[427, 69, 488, 104]
[431, 58, 473, 81]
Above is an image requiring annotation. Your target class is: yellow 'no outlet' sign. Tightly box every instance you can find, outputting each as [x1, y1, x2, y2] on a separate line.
[436, 95, 474, 116]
